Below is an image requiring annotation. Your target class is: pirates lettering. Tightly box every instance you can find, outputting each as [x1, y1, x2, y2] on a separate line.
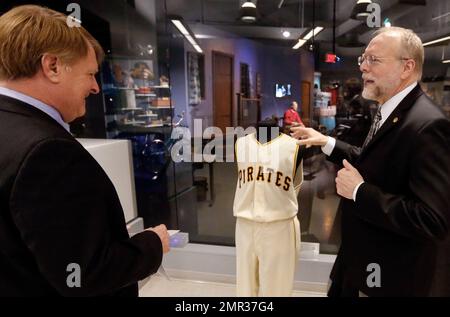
[238, 166, 291, 192]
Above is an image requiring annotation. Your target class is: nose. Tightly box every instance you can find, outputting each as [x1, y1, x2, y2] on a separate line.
[91, 78, 100, 95]
[359, 60, 369, 73]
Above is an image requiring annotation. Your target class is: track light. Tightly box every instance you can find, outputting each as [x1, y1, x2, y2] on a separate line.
[292, 27, 324, 50]
[240, 1, 257, 23]
[303, 27, 324, 40]
[292, 39, 306, 49]
[423, 35, 450, 47]
[350, 0, 372, 20]
[170, 16, 203, 53]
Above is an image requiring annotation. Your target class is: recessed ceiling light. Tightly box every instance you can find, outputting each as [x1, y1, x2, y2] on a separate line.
[282, 30, 291, 38]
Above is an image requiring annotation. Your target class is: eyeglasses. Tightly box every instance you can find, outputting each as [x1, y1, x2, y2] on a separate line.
[357, 55, 411, 66]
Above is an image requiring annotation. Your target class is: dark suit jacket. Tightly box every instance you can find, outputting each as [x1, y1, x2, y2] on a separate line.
[327, 85, 450, 297]
[0, 95, 162, 296]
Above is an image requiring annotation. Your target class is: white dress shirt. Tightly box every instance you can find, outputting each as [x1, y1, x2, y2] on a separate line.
[322, 82, 418, 201]
[0, 87, 70, 132]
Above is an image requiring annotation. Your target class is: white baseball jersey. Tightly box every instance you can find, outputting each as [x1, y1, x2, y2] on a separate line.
[233, 133, 303, 222]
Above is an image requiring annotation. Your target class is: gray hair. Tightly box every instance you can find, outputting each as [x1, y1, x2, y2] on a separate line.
[373, 27, 424, 79]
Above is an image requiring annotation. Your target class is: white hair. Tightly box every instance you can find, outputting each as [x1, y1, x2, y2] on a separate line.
[373, 27, 424, 79]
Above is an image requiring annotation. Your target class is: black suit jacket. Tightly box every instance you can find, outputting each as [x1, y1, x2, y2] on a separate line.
[327, 85, 450, 296]
[0, 95, 162, 296]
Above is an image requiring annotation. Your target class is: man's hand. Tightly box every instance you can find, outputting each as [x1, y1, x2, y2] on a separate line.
[290, 126, 328, 146]
[336, 160, 364, 200]
[146, 224, 170, 254]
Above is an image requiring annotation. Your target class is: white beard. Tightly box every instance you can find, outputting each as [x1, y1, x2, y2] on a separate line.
[362, 85, 381, 101]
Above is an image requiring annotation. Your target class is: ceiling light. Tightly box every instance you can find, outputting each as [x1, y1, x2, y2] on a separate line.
[303, 26, 324, 41]
[432, 11, 450, 21]
[170, 17, 203, 53]
[423, 35, 450, 47]
[240, 1, 257, 22]
[292, 27, 324, 50]
[282, 30, 291, 38]
[350, 0, 372, 20]
[242, 1, 256, 8]
[443, 59, 450, 64]
[193, 45, 203, 53]
[293, 39, 306, 49]
[171, 20, 189, 36]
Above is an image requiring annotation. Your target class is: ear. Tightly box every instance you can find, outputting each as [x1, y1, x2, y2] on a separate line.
[40, 53, 62, 84]
[400, 59, 416, 80]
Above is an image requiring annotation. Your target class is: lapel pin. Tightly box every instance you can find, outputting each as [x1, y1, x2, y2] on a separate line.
[393, 117, 399, 123]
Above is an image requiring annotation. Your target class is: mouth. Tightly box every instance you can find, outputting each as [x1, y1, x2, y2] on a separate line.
[364, 79, 375, 86]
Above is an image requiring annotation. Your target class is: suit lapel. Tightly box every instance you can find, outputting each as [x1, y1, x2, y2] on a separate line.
[359, 85, 423, 161]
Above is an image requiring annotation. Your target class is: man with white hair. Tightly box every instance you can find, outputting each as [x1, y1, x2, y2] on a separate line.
[291, 27, 450, 296]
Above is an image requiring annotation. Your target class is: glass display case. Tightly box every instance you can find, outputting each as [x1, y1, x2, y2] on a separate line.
[98, 55, 195, 231]
[101, 56, 173, 138]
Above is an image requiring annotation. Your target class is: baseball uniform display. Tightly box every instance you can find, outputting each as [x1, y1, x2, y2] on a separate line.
[233, 132, 303, 296]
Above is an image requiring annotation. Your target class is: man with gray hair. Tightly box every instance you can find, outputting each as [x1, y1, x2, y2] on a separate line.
[292, 27, 450, 296]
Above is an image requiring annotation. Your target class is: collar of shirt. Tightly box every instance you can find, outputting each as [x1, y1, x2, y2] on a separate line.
[378, 82, 417, 127]
[0, 87, 70, 132]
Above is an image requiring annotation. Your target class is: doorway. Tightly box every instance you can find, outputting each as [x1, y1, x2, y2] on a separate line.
[212, 51, 234, 131]
[301, 81, 311, 126]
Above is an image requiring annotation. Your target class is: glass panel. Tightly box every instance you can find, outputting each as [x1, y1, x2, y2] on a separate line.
[46, 0, 448, 257]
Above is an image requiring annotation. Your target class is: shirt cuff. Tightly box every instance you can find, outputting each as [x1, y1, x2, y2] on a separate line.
[321, 137, 336, 156]
[353, 181, 365, 202]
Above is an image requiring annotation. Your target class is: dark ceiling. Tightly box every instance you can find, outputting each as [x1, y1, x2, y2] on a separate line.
[163, 0, 450, 62]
